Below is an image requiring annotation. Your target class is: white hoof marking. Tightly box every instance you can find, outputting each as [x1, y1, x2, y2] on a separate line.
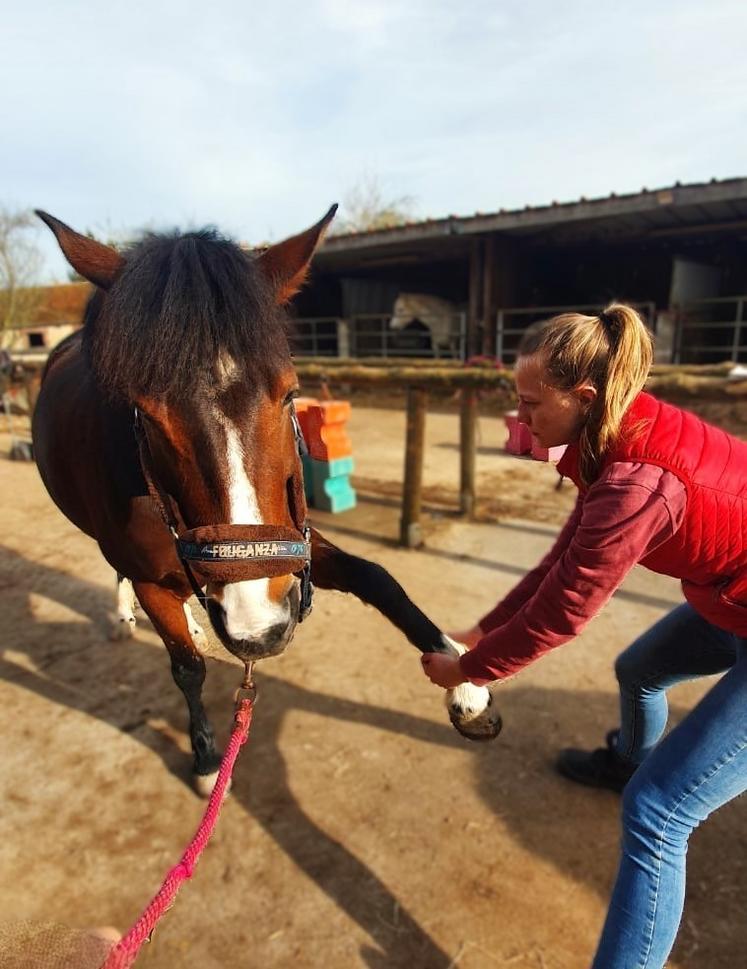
[116, 576, 137, 626]
[441, 634, 502, 741]
[109, 615, 137, 641]
[194, 770, 230, 799]
[183, 602, 209, 652]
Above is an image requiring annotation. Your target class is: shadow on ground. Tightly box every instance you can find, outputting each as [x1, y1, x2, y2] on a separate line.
[1, 544, 745, 968]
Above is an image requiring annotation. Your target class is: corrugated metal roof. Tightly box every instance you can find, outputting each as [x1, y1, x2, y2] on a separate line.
[320, 176, 747, 254]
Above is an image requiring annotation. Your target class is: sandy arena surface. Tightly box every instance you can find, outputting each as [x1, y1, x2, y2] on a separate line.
[1, 407, 745, 968]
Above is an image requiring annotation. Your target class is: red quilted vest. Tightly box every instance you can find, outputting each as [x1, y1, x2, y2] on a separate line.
[557, 392, 747, 636]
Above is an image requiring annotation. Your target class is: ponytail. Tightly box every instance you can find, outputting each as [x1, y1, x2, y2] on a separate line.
[518, 303, 653, 486]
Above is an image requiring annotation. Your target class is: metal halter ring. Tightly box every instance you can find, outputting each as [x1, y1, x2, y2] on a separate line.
[234, 662, 258, 706]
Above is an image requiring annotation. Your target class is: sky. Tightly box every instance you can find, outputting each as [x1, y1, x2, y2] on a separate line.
[3, 0, 747, 282]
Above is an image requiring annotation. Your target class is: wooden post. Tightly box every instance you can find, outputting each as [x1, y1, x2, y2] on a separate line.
[400, 386, 427, 547]
[459, 389, 478, 517]
[467, 239, 483, 359]
[336, 317, 350, 357]
[481, 235, 496, 356]
[493, 237, 518, 363]
[22, 368, 39, 420]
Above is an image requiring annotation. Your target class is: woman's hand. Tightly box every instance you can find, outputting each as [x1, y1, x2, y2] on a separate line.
[421, 652, 467, 689]
[446, 624, 484, 650]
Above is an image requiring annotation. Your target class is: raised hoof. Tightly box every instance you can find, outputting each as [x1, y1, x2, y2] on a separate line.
[448, 706, 503, 742]
[193, 770, 231, 799]
[446, 685, 503, 742]
[439, 634, 502, 742]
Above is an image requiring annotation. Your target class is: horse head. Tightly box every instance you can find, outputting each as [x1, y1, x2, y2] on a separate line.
[388, 293, 459, 358]
[37, 206, 336, 663]
[388, 294, 411, 332]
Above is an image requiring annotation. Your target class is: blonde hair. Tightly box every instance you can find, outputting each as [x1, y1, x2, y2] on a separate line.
[518, 303, 653, 486]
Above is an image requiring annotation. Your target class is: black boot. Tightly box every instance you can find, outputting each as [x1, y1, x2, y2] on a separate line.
[556, 729, 637, 793]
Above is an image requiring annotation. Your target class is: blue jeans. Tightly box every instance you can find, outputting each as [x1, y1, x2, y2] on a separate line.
[592, 603, 747, 969]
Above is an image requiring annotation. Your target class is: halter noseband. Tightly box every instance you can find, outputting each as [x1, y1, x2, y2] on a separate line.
[133, 404, 313, 622]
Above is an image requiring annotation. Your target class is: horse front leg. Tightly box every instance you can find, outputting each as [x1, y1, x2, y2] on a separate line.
[309, 528, 501, 741]
[133, 580, 222, 795]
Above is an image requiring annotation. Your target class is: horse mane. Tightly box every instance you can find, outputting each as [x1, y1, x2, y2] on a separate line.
[82, 228, 289, 401]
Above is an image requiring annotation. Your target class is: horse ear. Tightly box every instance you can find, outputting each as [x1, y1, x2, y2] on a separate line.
[258, 204, 337, 305]
[35, 210, 124, 290]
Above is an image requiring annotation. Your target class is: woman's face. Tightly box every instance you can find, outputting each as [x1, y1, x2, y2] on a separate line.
[515, 353, 595, 448]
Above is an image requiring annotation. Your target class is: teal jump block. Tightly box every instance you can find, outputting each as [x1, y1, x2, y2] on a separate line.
[301, 453, 314, 505]
[312, 455, 355, 479]
[308, 456, 357, 513]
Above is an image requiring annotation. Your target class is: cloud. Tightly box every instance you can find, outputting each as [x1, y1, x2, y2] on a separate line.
[3, 0, 746, 280]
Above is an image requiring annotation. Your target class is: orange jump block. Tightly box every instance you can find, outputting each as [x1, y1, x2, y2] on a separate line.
[304, 400, 353, 462]
[293, 397, 318, 444]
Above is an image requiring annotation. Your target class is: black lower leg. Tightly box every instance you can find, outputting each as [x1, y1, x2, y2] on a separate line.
[170, 655, 221, 777]
[311, 530, 447, 653]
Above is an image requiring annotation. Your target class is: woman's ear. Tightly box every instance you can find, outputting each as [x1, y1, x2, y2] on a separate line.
[576, 383, 597, 413]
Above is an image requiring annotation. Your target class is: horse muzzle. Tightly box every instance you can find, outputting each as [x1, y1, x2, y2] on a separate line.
[206, 578, 301, 662]
[178, 523, 312, 662]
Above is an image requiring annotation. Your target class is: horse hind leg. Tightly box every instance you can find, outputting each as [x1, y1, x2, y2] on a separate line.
[133, 580, 222, 797]
[109, 573, 138, 640]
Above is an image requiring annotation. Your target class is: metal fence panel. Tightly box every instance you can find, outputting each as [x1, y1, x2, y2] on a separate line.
[494, 302, 657, 364]
[291, 313, 467, 360]
[674, 296, 747, 364]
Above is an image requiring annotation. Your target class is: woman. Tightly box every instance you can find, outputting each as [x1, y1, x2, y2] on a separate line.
[422, 304, 747, 969]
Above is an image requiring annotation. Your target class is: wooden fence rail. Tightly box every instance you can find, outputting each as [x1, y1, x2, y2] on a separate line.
[294, 363, 513, 547]
[11, 352, 747, 548]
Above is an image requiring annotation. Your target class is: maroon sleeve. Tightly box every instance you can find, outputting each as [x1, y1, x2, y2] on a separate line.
[478, 495, 584, 632]
[460, 467, 686, 682]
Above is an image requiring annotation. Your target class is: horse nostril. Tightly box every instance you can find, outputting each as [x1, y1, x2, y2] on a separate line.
[264, 621, 291, 649]
[287, 578, 301, 614]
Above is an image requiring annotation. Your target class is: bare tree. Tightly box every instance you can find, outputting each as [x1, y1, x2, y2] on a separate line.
[0, 207, 44, 340]
[334, 173, 416, 234]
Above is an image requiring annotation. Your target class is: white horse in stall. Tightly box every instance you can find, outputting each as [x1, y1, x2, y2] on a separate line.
[388, 293, 461, 358]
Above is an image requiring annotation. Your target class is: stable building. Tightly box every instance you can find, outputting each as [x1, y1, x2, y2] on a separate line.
[3, 282, 91, 353]
[293, 177, 747, 364]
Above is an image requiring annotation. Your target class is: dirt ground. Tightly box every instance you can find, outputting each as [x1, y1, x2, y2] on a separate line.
[1, 407, 746, 969]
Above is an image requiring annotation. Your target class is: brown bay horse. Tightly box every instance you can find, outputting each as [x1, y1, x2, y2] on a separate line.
[31, 208, 500, 794]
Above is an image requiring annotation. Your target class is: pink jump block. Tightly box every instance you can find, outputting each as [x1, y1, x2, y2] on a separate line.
[504, 411, 533, 455]
[504, 412, 566, 463]
[530, 442, 567, 463]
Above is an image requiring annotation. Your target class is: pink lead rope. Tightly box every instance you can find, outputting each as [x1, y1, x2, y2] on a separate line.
[101, 691, 256, 969]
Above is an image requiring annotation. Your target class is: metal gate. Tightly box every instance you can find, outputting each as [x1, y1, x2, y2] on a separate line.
[291, 313, 467, 359]
[673, 296, 747, 363]
[494, 302, 657, 364]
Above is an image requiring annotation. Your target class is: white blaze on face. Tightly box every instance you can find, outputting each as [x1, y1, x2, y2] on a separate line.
[219, 418, 289, 642]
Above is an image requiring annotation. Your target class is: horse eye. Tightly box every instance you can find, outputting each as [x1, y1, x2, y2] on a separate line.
[283, 388, 300, 407]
